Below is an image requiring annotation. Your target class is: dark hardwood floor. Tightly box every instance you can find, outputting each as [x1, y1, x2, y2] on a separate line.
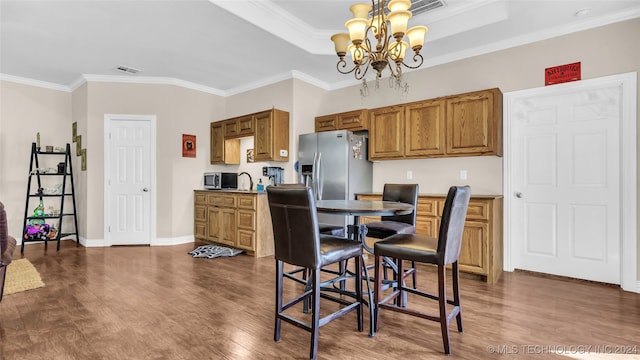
[1, 241, 639, 360]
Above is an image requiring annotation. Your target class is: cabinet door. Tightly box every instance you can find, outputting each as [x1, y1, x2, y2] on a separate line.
[208, 207, 221, 242]
[254, 111, 273, 161]
[224, 119, 239, 138]
[210, 122, 224, 164]
[446, 89, 502, 156]
[405, 99, 446, 157]
[219, 208, 237, 246]
[337, 109, 368, 131]
[255, 110, 289, 162]
[237, 115, 255, 137]
[315, 114, 337, 132]
[458, 220, 489, 275]
[369, 106, 405, 160]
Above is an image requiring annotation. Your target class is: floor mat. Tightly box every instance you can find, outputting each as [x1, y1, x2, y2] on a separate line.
[188, 244, 243, 259]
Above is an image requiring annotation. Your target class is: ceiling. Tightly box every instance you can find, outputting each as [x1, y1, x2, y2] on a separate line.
[1, 0, 640, 95]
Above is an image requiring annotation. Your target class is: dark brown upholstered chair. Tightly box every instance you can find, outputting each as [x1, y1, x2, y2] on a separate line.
[373, 186, 471, 355]
[364, 184, 419, 288]
[318, 222, 345, 237]
[267, 185, 366, 360]
[1, 201, 18, 303]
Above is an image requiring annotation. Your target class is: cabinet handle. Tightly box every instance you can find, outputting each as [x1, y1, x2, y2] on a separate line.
[143, 188, 149, 192]
[514, 192, 522, 198]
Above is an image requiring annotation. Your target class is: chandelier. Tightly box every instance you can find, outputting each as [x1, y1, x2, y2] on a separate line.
[330, 0, 428, 89]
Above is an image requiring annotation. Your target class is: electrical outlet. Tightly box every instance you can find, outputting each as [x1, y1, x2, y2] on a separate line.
[460, 170, 467, 180]
[406, 170, 413, 180]
[279, 149, 288, 157]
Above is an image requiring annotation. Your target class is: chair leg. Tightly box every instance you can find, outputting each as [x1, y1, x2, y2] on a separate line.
[373, 254, 382, 333]
[411, 260, 417, 288]
[360, 255, 375, 337]
[397, 259, 405, 308]
[274, 260, 283, 342]
[452, 261, 463, 333]
[355, 256, 363, 333]
[438, 265, 451, 355]
[310, 269, 321, 360]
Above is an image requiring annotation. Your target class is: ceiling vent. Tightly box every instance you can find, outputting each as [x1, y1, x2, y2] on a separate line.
[114, 65, 141, 75]
[371, 0, 445, 16]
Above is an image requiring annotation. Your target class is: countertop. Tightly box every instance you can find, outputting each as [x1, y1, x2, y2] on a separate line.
[356, 192, 503, 199]
[194, 189, 267, 195]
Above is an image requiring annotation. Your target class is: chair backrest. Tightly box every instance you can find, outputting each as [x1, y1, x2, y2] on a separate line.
[266, 185, 322, 269]
[0, 201, 7, 257]
[381, 183, 419, 225]
[437, 186, 471, 265]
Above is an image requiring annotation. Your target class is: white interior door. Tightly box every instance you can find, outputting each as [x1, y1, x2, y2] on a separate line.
[105, 115, 156, 246]
[509, 79, 626, 284]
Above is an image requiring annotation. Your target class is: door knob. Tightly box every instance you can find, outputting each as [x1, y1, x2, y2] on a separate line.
[514, 192, 522, 198]
[143, 188, 149, 192]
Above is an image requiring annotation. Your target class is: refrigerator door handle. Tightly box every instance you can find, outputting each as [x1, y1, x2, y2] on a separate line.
[312, 152, 319, 200]
[316, 152, 323, 200]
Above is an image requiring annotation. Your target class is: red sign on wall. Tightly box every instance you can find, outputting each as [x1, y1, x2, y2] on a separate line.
[182, 134, 196, 158]
[545, 62, 581, 86]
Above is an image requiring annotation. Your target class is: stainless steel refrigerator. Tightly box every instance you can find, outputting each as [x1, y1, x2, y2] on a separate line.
[298, 130, 373, 227]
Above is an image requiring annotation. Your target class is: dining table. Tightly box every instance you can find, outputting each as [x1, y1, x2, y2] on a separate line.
[315, 199, 414, 253]
[315, 199, 415, 337]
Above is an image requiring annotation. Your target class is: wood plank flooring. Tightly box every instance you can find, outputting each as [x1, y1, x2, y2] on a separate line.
[1, 241, 639, 360]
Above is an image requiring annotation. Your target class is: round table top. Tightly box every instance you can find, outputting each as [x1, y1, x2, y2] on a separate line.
[316, 200, 413, 217]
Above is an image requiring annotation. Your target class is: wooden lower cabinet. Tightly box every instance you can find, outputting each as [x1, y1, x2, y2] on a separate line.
[357, 193, 503, 283]
[194, 191, 274, 257]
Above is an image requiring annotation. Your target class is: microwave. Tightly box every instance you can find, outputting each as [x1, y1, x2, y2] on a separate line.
[204, 172, 238, 190]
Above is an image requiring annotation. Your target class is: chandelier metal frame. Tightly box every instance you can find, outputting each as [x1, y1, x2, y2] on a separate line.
[331, 0, 428, 82]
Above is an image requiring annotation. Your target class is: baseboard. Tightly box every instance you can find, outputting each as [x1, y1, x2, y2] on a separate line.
[19, 236, 195, 248]
[151, 235, 194, 246]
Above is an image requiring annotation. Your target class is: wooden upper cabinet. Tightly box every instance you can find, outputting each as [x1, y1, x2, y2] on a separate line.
[254, 109, 289, 162]
[210, 122, 224, 164]
[315, 109, 368, 132]
[446, 88, 502, 156]
[211, 109, 288, 164]
[315, 114, 337, 132]
[369, 105, 405, 160]
[405, 99, 446, 157]
[368, 87, 502, 160]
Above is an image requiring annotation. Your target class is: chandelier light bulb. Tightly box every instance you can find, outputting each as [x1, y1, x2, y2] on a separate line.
[387, 0, 411, 12]
[350, 3, 372, 18]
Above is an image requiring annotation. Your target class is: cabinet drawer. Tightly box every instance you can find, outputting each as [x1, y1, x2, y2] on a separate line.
[194, 192, 207, 204]
[417, 197, 439, 217]
[465, 200, 490, 221]
[194, 205, 207, 222]
[237, 230, 255, 251]
[237, 195, 256, 210]
[208, 194, 236, 207]
[194, 222, 207, 239]
[237, 209, 256, 231]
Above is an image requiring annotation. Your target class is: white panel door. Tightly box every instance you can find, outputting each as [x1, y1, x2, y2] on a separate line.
[108, 119, 152, 245]
[511, 84, 621, 284]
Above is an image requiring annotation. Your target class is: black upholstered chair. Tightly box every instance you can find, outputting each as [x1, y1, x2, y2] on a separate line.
[364, 184, 419, 288]
[373, 186, 471, 355]
[267, 185, 366, 360]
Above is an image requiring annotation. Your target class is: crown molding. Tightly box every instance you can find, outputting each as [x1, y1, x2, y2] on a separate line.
[209, 0, 334, 55]
[0, 74, 71, 92]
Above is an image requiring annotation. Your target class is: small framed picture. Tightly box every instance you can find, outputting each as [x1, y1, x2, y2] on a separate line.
[247, 149, 254, 163]
[182, 134, 196, 158]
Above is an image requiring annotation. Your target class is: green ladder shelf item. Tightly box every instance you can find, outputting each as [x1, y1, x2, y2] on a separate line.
[22, 142, 79, 252]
